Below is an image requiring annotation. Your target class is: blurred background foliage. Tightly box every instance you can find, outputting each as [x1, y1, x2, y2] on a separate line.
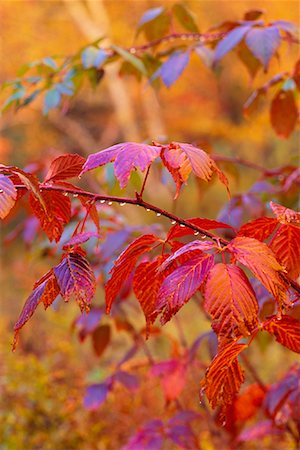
[0, 1, 299, 449]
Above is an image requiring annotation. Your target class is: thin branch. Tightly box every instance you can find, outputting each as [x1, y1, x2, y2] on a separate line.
[240, 353, 267, 392]
[13, 183, 300, 299]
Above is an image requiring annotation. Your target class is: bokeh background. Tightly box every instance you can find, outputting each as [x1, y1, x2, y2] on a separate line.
[0, 1, 299, 449]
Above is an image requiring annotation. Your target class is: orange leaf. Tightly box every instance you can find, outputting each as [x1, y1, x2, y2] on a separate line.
[161, 142, 228, 198]
[237, 217, 278, 241]
[133, 255, 173, 335]
[105, 234, 159, 313]
[204, 263, 258, 338]
[201, 341, 247, 410]
[44, 153, 86, 182]
[270, 224, 300, 280]
[228, 237, 288, 310]
[270, 90, 298, 138]
[263, 315, 300, 354]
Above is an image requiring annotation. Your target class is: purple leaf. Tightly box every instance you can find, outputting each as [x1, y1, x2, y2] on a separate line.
[63, 232, 99, 248]
[84, 383, 110, 410]
[214, 26, 251, 62]
[74, 307, 103, 341]
[158, 51, 190, 87]
[155, 254, 214, 324]
[114, 371, 140, 391]
[122, 420, 163, 450]
[271, 20, 299, 37]
[81, 142, 161, 189]
[138, 7, 165, 27]
[54, 253, 96, 312]
[159, 240, 215, 271]
[245, 26, 281, 70]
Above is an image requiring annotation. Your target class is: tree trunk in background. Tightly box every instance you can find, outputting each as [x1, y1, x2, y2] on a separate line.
[64, 0, 166, 142]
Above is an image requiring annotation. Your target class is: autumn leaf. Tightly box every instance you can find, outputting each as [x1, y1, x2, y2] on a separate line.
[154, 50, 190, 87]
[155, 253, 214, 324]
[44, 153, 86, 182]
[161, 142, 228, 198]
[201, 341, 247, 411]
[0, 175, 17, 219]
[133, 255, 172, 334]
[13, 269, 60, 349]
[166, 217, 232, 241]
[54, 252, 96, 312]
[105, 234, 160, 313]
[151, 359, 187, 402]
[80, 142, 162, 188]
[270, 90, 298, 138]
[270, 201, 300, 224]
[245, 26, 281, 70]
[270, 224, 300, 280]
[228, 237, 288, 309]
[237, 217, 278, 241]
[92, 324, 111, 357]
[29, 190, 71, 242]
[159, 240, 215, 271]
[214, 25, 251, 62]
[264, 364, 300, 422]
[204, 263, 258, 338]
[263, 315, 300, 354]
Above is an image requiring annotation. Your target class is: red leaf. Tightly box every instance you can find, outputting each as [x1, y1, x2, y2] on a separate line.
[228, 237, 288, 309]
[54, 252, 96, 312]
[155, 253, 214, 324]
[233, 384, 265, 423]
[80, 142, 161, 188]
[151, 359, 187, 402]
[263, 315, 300, 354]
[44, 153, 86, 182]
[0, 175, 17, 219]
[161, 142, 228, 198]
[13, 270, 59, 349]
[237, 217, 278, 241]
[270, 90, 298, 138]
[167, 217, 232, 240]
[245, 26, 281, 70]
[270, 224, 300, 280]
[92, 324, 111, 357]
[105, 234, 160, 313]
[133, 255, 172, 334]
[270, 201, 300, 224]
[204, 263, 258, 338]
[201, 341, 247, 411]
[29, 190, 71, 242]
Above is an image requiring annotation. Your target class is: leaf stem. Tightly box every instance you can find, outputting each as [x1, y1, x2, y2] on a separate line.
[139, 166, 150, 198]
